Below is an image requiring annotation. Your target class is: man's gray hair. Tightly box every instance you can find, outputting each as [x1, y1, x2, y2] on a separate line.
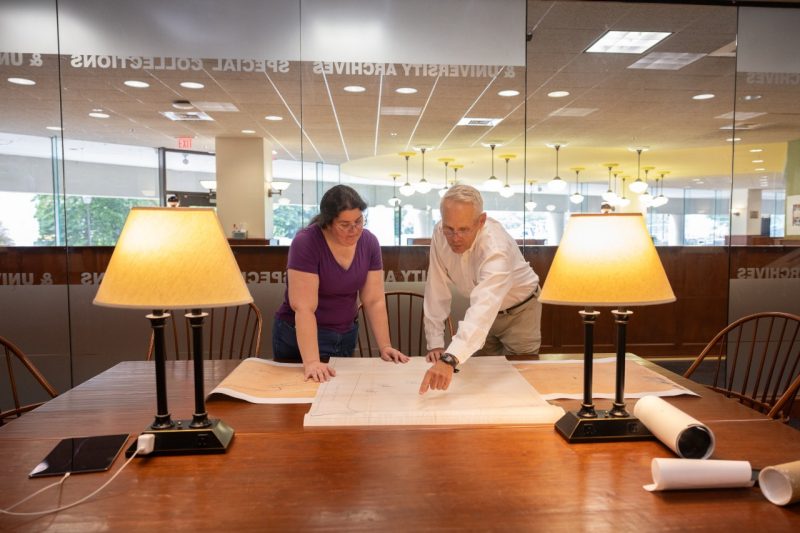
[441, 184, 484, 213]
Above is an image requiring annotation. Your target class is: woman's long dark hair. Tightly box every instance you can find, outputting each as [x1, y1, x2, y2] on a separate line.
[310, 185, 367, 228]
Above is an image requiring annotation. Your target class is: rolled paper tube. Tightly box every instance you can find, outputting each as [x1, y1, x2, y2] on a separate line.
[759, 460, 800, 506]
[633, 395, 715, 459]
[644, 458, 754, 491]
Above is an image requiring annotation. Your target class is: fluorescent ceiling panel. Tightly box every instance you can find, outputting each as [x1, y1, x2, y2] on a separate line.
[586, 31, 671, 54]
[549, 108, 597, 117]
[628, 52, 705, 70]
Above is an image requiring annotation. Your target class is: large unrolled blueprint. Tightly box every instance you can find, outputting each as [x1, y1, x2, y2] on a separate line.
[303, 356, 565, 427]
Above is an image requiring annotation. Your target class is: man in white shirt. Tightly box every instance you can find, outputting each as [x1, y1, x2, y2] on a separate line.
[419, 185, 541, 394]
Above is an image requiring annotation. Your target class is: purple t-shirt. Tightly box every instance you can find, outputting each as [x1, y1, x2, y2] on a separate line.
[275, 225, 383, 333]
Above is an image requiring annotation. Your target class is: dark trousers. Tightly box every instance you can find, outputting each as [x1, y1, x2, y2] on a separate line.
[272, 317, 358, 363]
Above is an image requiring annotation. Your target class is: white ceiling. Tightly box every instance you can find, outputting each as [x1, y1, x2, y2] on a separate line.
[1, 0, 798, 193]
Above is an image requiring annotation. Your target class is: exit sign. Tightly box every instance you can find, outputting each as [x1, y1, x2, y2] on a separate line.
[177, 137, 193, 149]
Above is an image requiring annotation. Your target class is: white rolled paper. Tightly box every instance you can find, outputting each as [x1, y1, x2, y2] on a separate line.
[633, 395, 715, 459]
[759, 460, 800, 506]
[644, 458, 754, 491]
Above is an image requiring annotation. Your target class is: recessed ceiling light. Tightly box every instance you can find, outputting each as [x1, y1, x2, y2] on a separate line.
[172, 100, 194, 110]
[548, 91, 570, 98]
[754, 167, 766, 171]
[180, 81, 205, 89]
[693, 93, 715, 100]
[726, 137, 741, 142]
[390, 132, 398, 137]
[124, 80, 150, 88]
[89, 112, 110, 119]
[743, 94, 762, 101]
[498, 89, 520, 97]
[395, 87, 417, 94]
[46, 126, 62, 131]
[7, 77, 35, 86]
[628, 52, 705, 71]
[241, 129, 256, 134]
[751, 159, 764, 163]
[343, 85, 366, 93]
[264, 115, 283, 121]
[586, 31, 672, 54]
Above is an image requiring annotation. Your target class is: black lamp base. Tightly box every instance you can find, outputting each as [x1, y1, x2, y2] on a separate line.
[555, 410, 654, 443]
[125, 418, 234, 457]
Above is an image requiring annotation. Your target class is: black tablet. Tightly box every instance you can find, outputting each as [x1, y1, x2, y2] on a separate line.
[29, 434, 130, 478]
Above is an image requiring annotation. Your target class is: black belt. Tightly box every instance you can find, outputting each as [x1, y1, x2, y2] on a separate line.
[498, 285, 540, 315]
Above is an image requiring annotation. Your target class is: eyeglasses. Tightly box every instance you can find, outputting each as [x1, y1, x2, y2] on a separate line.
[334, 217, 365, 232]
[442, 225, 475, 238]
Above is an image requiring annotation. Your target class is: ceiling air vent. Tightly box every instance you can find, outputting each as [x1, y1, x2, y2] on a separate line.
[456, 117, 502, 127]
[160, 111, 214, 122]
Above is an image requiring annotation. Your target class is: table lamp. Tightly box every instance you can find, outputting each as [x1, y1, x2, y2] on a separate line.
[94, 207, 253, 455]
[539, 213, 675, 442]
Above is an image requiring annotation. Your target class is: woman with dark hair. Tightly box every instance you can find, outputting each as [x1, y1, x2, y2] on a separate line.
[273, 185, 408, 381]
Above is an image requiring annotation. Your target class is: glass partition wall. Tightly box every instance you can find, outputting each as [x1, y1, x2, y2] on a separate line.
[1, 1, 799, 399]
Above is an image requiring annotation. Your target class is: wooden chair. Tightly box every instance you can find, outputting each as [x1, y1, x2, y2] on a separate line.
[146, 302, 263, 360]
[356, 291, 455, 357]
[683, 311, 800, 422]
[1, 335, 58, 425]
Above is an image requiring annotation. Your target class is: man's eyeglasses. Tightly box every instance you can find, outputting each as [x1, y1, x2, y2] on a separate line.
[335, 217, 365, 232]
[442, 226, 474, 238]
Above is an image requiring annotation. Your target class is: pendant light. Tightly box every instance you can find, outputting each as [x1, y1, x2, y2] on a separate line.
[652, 170, 670, 207]
[617, 176, 631, 208]
[438, 157, 454, 198]
[628, 147, 649, 194]
[547, 143, 567, 192]
[451, 164, 463, 185]
[398, 152, 415, 196]
[639, 166, 654, 207]
[499, 154, 515, 198]
[484, 144, 502, 191]
[610, 169, 622, 206]
[415, 147, 432, 194]
[602, 163, 619, 203]
[387, 173, 401, 206]
[525, 180, 537, 211]
[569, 166, 585, 204]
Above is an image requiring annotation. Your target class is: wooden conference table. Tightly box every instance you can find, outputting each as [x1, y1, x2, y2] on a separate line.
[1, 356, 799, 531]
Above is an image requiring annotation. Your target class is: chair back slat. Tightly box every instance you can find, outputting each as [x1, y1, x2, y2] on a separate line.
[684, 312, 800, 422]
[146, 303, 263, 361]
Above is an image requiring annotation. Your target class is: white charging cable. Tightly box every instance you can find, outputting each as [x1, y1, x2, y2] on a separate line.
[0, 434, 155, 517]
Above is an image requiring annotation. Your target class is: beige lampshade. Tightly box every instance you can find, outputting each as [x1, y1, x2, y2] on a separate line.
[94, 207, 252, 309]
[539, 213, 675, 307]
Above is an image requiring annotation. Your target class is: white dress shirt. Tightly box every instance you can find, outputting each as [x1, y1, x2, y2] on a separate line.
[423, 217, 539, 363]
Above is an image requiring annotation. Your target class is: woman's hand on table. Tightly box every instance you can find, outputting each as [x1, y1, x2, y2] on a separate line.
[304, 361, 336, 382]
[380, 346, 409, 363]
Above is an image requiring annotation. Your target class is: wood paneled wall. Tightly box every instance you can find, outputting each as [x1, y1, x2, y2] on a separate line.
[1, 245, 795, 358]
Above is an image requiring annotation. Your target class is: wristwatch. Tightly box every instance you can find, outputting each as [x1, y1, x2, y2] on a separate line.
[439, 353, 460, 372]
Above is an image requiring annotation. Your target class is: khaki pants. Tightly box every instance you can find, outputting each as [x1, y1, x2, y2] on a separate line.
[471, 296, 542, 357]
